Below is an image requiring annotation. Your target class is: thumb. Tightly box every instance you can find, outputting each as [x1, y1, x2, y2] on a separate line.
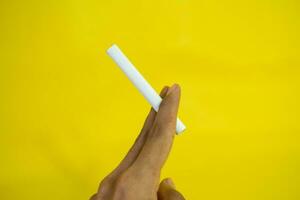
[157, 178, 185, 200]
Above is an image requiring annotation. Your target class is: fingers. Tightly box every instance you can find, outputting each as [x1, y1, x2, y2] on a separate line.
[140, 86, 169, 134]
[154, 84, 181, 136]
[105, 86, 169, 179]
[132, 84, 181, 176]
[158, 178, 185, 200]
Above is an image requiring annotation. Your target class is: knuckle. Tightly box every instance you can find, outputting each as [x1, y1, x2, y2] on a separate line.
[111, 172, 137, 200]
[97, 173, 133, 200]
[114, 172, 134, 189]
[98, 177, 114, 194]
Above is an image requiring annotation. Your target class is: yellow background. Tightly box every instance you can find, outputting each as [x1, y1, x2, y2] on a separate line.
[0, 0, 299, 199]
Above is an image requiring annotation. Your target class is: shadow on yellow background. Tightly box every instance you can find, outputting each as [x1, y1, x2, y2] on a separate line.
[0, 0, 299, 199]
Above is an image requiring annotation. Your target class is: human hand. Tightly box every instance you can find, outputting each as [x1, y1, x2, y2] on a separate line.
[90, 84, 185, 200]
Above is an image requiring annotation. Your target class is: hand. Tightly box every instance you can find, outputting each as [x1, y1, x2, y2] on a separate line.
[90, 84, 185, 200]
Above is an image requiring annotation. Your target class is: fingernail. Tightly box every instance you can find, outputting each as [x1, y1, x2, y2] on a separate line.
[167, 84, 179, 95]
[164, 178, 176, 188]
[160, 86, 169, 98]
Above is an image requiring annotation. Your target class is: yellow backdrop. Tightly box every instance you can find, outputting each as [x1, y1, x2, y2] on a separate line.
[0, 0, 299, 199]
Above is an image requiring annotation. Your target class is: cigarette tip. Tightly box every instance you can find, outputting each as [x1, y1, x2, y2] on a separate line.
[107, 44, 119, 54]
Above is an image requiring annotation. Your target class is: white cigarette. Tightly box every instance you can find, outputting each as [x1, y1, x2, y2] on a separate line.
[106, 44, 186, 134]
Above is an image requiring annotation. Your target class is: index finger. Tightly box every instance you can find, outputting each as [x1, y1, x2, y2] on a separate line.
[131, 84, 181, 176]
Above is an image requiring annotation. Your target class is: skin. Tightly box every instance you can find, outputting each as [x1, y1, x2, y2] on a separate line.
[90, 84, 185, 200]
